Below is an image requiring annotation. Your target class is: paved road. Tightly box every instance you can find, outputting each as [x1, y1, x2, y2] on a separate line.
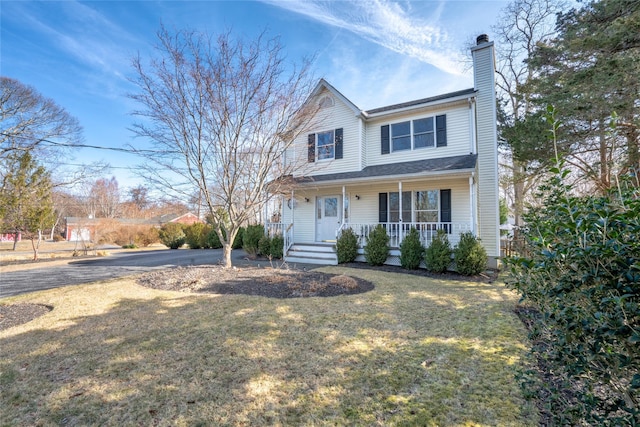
[0, 249, 257, 298]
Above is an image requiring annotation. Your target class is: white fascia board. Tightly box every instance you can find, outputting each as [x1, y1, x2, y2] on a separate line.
[363, 93, 477, 120]
[296, 168, 475, 188]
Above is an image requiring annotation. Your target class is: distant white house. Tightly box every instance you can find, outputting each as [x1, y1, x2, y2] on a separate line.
[268, 34, 500, 268]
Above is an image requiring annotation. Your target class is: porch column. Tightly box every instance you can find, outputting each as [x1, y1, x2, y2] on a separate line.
[342, 186, 346, 224]
[398, 181, 403, 224]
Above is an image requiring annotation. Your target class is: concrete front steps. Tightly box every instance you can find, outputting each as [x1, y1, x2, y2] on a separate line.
[285, 243, 337, 265]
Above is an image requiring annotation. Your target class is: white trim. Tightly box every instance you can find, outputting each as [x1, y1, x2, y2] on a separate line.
[295, 169, 475, 188]
[364, 94, 475, 119]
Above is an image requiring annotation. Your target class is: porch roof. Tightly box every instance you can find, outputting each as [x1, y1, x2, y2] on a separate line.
[294, 154, 477, 186]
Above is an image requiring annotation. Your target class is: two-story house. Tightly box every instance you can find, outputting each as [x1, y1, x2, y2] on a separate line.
[271, 34, 499, 269]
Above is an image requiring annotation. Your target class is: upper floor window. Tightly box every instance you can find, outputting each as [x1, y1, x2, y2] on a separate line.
[391, 122, 411, 152]
[317, 130, 335, 160]
[381, 114, 446, 155]
[307, 128, 344, 163]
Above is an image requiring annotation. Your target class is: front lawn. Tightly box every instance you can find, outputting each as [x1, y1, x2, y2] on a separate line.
[0, 267, 537, 426]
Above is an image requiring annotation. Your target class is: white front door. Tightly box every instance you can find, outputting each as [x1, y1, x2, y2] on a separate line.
[316, 196, 341, 241]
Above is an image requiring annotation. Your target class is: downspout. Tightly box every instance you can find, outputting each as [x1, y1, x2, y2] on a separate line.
[469, 172, 477, 235]
[469, 97, 477, 155]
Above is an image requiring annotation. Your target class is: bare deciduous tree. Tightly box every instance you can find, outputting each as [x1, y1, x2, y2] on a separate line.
[128, 27, 317, 267]
[0, 76, 82, 162]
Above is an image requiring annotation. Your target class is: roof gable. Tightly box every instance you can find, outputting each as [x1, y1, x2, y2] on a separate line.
[308, 79, 362, 117]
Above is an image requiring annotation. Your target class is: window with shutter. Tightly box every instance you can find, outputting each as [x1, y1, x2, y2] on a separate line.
[381, 125, 390, 155]
[335, 128, 343, 159]
[436, 115, 447, 147]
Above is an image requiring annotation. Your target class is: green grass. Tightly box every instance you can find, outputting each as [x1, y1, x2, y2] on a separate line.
[0, 267, 537, 426]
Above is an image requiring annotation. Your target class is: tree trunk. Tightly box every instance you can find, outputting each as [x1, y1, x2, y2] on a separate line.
[513, 159, 526, 227]
[30, 236, 40, 261]
[599, 122, 609, 191]
[12, 232, 19, 251]
[222, 242, 233, 268]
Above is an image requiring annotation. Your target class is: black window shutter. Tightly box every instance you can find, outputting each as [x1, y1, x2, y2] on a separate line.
[436, 115, 447, 147]
[440, 189, 452, 233]
[334, 128, 343, 159]
[381, 125, 390, 155]
[378, 193, 388, 223]
[307, 133, 315, 163]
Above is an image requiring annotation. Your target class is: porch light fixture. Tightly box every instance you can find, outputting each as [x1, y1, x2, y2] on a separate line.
[355, 195, 360, 200]
[304, 197, 310, 203]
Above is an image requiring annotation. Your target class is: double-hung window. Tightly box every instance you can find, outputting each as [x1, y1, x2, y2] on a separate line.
[316, 130, 335, 160]
[413, 118, 435, 149]
[381, 114, 446, 154]
[391, 122, 411, 152]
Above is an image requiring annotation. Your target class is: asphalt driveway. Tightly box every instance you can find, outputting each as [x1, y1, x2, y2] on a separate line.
[1, 249, 267, 298]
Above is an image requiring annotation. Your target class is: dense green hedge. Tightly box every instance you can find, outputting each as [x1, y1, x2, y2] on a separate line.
[506, 160, 640, 425]
[453, 232, 487, 276]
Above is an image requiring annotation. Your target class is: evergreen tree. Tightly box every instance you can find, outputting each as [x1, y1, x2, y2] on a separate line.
[0, 152, 54, 259]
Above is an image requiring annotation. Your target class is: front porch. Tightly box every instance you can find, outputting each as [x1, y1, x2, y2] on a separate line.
[266, 221, 471, 266]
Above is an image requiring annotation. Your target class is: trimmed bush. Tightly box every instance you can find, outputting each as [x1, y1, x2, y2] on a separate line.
[336, 228, 359, 264]
[454, 232, 487, 275]
[184, 223, 210, 249]
[399, 227, 424, 269]
[425, 229, 452, 273]
[270, 234, 284, 259]
[158, 223, 185, 249]
[136, 227, 159, 247]
[258, 235, 271, 257]
[243, 225, 264, 257]
[364, 225, 389, 266]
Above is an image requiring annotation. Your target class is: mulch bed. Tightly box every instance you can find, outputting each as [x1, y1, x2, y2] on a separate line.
[135, 266, 375, 299]
[0, 303, 53, 331]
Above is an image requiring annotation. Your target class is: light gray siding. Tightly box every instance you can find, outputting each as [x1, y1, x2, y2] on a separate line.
[472, 41, 500, 263]
[365, 103, 471, 168]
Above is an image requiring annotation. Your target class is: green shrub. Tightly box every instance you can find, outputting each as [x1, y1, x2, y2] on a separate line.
[424, 229, 452, 273]
[258, 235, 271, 257]
[184, 223, 210, 249]
[232, 227, 245, 249]
[270, 234, 284, 259]
[399, 227, 424, 269]
[363, 225, 389, 266]
[121, 243, 138, 249]
[158, 223, 185, 249]
[336, 228, 359, 264]
[243, 225, 264, 257]
[506, 158, 640, 425]
[207, 228, 224, 249]
[453, 232, 487, 275]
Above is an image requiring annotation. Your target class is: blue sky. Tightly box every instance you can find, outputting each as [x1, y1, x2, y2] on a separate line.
[1, 0, 508, 191]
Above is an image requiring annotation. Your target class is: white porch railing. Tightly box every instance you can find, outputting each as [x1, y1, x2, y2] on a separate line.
[265, 222, 285, 237]
[283, 223, 294, 254]
[340, 222, 472, 248]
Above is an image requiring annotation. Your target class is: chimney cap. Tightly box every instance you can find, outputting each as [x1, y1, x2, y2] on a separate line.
[476, 34, 489, 45]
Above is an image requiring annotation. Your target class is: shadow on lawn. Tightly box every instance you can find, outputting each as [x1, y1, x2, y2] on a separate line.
[0, 271, 536, 426]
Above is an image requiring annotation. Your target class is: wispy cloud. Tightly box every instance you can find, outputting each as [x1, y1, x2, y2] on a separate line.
[261, 0, 465, 75]
[12, 1, 143, 97]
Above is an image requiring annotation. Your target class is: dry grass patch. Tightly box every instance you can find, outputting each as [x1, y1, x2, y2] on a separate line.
[0, 268, 537, 426]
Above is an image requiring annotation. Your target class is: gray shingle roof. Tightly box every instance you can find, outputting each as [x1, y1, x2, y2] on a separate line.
[295, 154, 477, 184]
[365, 88, 476, 115]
